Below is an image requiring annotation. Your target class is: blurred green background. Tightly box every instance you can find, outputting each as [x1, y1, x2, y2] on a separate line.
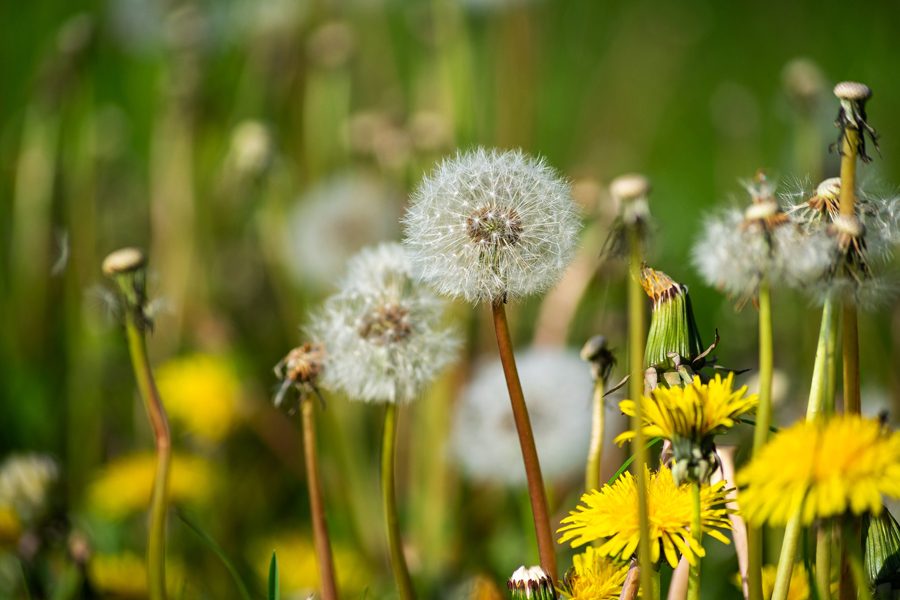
[1, 0, 899, 597]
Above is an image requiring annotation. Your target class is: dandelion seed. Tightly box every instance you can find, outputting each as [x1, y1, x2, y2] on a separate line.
[309, 243, 459, 404]
[451, 348, 592, 485]
[557, 464, 732, 568]
[737, 415, 900, 526]
[403, 148, 580, 303]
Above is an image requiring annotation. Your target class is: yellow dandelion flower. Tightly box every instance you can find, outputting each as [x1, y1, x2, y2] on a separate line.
[87, 452, 215, 519]
[557, 465, 732, 568]
[156, 353, 243, 443]
[735, 565, 810, 600]
[559, 546, 630, 600]
[0, 504, 21, 545]
[88, 551, 185, 598]
[252, 532, 372, 596]
[616, 373, 757, 446]
[737, 415, 900, 526]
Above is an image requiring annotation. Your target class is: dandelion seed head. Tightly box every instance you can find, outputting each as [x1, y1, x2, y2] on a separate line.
[102, 247, 146, 276]
[451, 348, 592, 485]
[403, 148, 581, 303]
[834, 81, 872, 102]
[309, 243, 459, 404]
[0, 454, 59, 524]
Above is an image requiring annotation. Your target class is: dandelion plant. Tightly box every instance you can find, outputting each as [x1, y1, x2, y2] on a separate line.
[404, 148, 580, 580]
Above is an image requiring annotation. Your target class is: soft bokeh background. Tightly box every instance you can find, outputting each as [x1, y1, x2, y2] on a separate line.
[2, 0, 900, 597]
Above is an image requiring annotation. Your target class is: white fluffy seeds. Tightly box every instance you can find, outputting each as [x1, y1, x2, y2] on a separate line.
[403, 148, 581, 303]
[308, 243, 459, 404]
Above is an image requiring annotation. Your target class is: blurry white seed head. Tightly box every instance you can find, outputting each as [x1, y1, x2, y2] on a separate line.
[403, 148, 581, 303]
[102, 247, 146, 277]
[308, 243, 459, 404]
[227, 120, 272, 179]
[451, 348, 592, 485]
[283, 171, 400, 289]
[0, 454, 59, 523]
[610, 173, 651, 225]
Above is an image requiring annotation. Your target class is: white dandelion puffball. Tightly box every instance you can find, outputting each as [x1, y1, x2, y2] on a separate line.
[0, 454, 59, 523]
[451, 348, 592, 485]
[403, 148, 581, 303]
[283, 171, 400, 288]
[692, 208, 833, 298]
[309, 243, 459, 404]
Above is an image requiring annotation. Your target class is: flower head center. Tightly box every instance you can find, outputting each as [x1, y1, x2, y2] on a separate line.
[466, 206, 524, 247]
[358, 303, 412, 345]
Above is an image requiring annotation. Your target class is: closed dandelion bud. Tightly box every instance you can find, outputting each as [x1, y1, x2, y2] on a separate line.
[507, 565, 557, 600]
[640, 267, 704, 371]
[864, 507, 900, 587]
[403, 148, 581, 304]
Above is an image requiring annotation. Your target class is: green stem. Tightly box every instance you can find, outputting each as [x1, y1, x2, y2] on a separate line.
[771, 510, 804, 600]
[490, 301, 558, 581]
[688, 482, 702, 600]
[382, 403, 415, 600]
[585, 377, 606, 494]
[123, 309, 170, 600]
[747, 280, 773, 600]
[806, 298, 840, 420]
[844, 519, 872, 600]
[816, 521, 833, 600]
[301, 396, 338, 600]
[627, 226, 654, 598]
[839, 125, 861, 415]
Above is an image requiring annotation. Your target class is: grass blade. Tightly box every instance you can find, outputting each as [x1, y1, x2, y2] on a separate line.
[177, 510, 254, 600]
[267, 552, 279, 600]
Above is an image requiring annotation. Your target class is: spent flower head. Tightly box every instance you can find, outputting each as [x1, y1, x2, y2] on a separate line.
[273, 342, 327, 409]
[557, 464, 732, 568]
[403, 147, 581, 303]
[451, 348, 592, 485]
[693, 173, 834, 303]
[737, 414, 900, 526]
[0, 454, 59, 524]
[309, 242, 459, 404]
[616, 373, 758, 484]
[601, 173, 653, 259]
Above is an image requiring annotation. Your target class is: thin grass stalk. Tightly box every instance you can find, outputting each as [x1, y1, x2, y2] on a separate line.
[687, 482, 702, 600]
[747, 279, 774, 600]
[491, 301, 558, 581]
[382, 403, 416, 600]
[301, 395, 338, 600]
[122, 305, 171, 600]
[627, 227, 654, 598]
[585, 377, 606, 494]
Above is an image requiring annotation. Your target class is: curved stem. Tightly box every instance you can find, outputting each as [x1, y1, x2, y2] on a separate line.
[490, 301, 558, 581]
[627, 227, 654, 599]
[382, 403, 415, 600]
[123, 312, 170, 600]
[302, 396, 338, 600]
[585, 377, 606, 494]
[687, 482, 702, 600]
[747, 280, 773, 600]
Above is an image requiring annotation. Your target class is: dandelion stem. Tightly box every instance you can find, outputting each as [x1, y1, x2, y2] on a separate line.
[747, 279, 773, 600]
[688, 482, 702, 600]
[627, 225, 654, 599]
[585, 377, 606, 494]
[301, 395, 339, 600]
[839, 121, 861, 414]
[382, 402, 416, 600]
[816, 521, 833, 600]
[843, 519, 872, 600]
[490, 301, 558, 581]
[771, 507, 804, 600]
[122, 305, 171, 600]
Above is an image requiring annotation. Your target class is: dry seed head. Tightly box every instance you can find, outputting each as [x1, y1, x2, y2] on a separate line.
[834, 81, 872, 102]
[609, 173, 650, 201]
[278, 343, 326, 387]
[817, 177, 841, 200]
[403, 148, 580, 303]
[101, 247, 146, 276]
